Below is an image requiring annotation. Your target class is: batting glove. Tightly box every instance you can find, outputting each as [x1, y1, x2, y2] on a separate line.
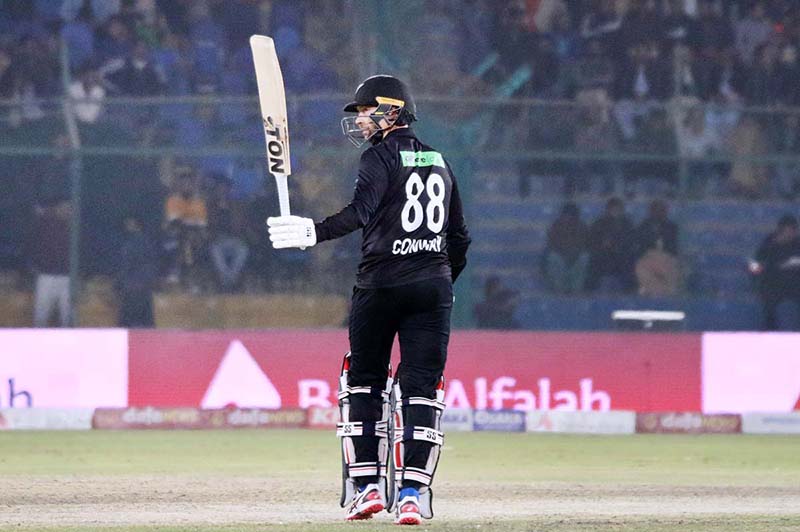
[267, 215, 317, 250]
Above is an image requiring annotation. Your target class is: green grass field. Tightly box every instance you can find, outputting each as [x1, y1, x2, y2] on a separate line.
[2, 430, 799, 531]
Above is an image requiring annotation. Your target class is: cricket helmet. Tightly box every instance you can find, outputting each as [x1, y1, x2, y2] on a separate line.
[341, 75, 417, 147]
[343, 75, 417, 119]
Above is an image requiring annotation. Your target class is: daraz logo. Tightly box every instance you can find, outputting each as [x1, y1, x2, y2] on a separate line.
[201, 340, 281, 409]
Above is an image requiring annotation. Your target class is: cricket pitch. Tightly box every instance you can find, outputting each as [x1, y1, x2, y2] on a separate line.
[1, 430, 798, 531]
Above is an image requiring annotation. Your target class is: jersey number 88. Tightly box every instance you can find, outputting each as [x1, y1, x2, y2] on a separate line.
[401, 172, 445, 233]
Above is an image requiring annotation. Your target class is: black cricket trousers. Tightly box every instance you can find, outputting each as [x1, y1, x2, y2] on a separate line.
[347, 276, 453, 488]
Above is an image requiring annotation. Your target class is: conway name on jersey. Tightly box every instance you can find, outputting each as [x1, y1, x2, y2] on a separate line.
[314, 128, 470, 289]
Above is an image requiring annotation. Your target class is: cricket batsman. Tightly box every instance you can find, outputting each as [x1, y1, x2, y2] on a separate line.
[267, 75, 470, 525]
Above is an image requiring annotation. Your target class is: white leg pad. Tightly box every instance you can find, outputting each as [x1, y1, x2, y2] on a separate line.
[337, 352, 394, 509]
[390, 378, 445, 519]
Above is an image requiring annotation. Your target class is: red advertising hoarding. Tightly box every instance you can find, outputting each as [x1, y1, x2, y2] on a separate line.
[128, 330, 701, 412]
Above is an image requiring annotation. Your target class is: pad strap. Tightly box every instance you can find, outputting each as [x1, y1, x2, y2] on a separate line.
[396, 466, 434, 485]
[394, 425, 444, 446]
[336, 420, 389, 438]
[338, 385, 391, 401]
[402, 397, 445, 410]
[348, 461, 387, 477]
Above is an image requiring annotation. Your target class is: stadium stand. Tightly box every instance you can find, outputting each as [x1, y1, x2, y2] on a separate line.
[2, 0, 800, 330]
[470, 192, 796, 330]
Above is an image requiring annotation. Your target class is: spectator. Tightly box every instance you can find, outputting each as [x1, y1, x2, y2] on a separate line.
[14, 35, 60, 98]
[213, 0, 261, 52]
[493, 1, 539, 79]
[673, 44, 698, 98]
[749, 214, 800, 330]
[776, 43, 800, 107]
[735, 1, 773, 65]
[207, 176, 249, 292]
[613, 42, 670, 180]
[674, 44, 737, 101]
[763, 0, 795, 22]
[273, 25, 336, 95]
[586, 197, 636, 292]
[96, 15, 134, 63]
[675, 104, 723, 196]
[713, 46, 748, 102]
[152, 30, 191, 96]
[115, 215, 158, 327]
[156, 0, 190, 35]
[61, 6, 96, 71]
[86, 0, 122, 26]
[614, 40, 672, 101]
[746, 43, 783, 105]
[540, 2, 577, 61]
[543, 202, 589, 294]
[662, 0, 697, 51]
[107, 40, 164, 95]
[189, 8, 225, 91]
[532, 0, 570, 33]
[634, 200, 683, 296]
[572, 90, 622, 195]
[625, 107, 678, 194]
[7, 36, 59, 123]
[163, 166, 208, 288]
[580, 0, 622, 51]
[28, 197, 72, 327]
[636, 199, 679, 256]
[692, 0, 734, 51]
[569, 38, 615, 95]
[619, 0, 664, 50]
[0, 47, 13, 100]
[473, 276, 519, 329]
[729, 115, 771, 198]
[67, 65, 106, 124]
[527, 35, 563, 98]
[773, 114, 800, 199]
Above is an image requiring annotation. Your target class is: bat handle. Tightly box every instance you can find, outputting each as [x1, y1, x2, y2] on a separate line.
[273, 173, 291, 216]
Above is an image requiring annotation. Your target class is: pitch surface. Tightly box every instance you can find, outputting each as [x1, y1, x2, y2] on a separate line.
[2, 430, 798, 531]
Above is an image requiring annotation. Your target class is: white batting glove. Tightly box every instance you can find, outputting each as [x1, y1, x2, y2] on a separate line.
[267, 215, 317, 250]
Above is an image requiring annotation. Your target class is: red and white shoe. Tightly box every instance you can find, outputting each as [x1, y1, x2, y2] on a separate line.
[345, 483, 385, 521]
[394, 495, 422, 525]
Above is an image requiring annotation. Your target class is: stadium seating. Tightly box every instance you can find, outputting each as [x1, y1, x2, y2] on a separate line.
[470, 190, 799, 331]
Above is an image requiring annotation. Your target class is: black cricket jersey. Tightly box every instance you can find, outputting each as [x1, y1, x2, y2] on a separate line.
[314, 128, 471, 289]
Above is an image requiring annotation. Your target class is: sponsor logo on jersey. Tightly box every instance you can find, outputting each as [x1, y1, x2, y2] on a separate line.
[400, 151, 445, 168]
[392, 236, 442, 255]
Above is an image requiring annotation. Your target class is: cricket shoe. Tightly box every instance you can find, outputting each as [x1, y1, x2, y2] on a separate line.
[345, 483, 385, 520]
[394, 488, 422, 525]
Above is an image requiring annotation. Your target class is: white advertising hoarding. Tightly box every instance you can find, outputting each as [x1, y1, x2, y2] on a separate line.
[0, 408, 94, 430]
[0, 329, 128, 408]
[526, 410, 636, 434]
[741, 412, 800, 434]
[702, 333, 800, 414]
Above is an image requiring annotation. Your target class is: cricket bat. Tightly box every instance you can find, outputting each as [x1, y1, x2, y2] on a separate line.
[250, 35, 291, 216]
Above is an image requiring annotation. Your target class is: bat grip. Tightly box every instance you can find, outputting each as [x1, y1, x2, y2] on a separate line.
[273, 173, 291, 216]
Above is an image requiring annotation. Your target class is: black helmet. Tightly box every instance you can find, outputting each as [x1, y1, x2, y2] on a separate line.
[343, 75, 417, 122]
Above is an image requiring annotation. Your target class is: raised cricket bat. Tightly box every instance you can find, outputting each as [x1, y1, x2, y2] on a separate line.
[250, 35, 291, 216]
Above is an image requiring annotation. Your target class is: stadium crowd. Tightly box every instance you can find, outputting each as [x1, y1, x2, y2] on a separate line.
[1, 0, 800, 329]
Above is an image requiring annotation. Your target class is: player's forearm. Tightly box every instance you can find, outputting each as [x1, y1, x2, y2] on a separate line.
[314, 204, 362, 242]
